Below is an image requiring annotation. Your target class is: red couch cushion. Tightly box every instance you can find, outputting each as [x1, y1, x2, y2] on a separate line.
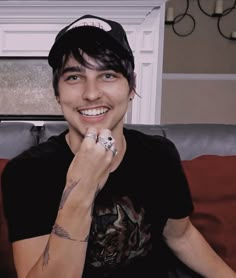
[0, 159, 17, 278]
[182, 155, 236, 271]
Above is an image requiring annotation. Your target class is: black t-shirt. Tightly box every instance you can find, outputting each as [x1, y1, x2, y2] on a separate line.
[2, 128, 193, 277]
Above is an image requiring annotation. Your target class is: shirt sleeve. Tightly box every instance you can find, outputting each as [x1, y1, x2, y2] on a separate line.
[1, 157, 57, 242]
[160, 137, 194, 219]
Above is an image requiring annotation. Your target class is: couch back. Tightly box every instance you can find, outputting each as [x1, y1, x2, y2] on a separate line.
[1, 121, 236, 160]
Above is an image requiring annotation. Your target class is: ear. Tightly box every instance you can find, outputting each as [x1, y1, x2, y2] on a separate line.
[56, 96, 60, 104]
[129, 72, 136, 101]
[129, 90, 135, 101]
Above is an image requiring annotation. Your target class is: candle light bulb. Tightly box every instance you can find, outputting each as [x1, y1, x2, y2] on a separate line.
[166, 7, 174, 23]
[231, 31, 236, 39]
[215, 0, 223, 15]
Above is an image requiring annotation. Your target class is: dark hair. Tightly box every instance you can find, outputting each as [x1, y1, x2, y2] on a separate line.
[52, 44, 136, 96]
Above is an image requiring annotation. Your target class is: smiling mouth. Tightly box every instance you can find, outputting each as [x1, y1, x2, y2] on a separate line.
[79, 107, 109, 116]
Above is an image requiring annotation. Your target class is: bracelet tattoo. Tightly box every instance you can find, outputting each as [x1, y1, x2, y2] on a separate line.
[52, 223, 76, 241]
[59, 179, 79, 209]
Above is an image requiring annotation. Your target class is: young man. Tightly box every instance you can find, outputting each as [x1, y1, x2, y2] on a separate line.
[2, 14, 236, 278]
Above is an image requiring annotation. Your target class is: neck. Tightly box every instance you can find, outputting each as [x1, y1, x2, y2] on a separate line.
[110, 134, 126, 173]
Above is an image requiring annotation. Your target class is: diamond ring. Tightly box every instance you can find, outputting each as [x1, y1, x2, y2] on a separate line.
[109, 145, 118, 156]
[97, 135, 115, 151]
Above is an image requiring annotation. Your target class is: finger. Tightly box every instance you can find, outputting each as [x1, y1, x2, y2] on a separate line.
[84, 127, 97, 142]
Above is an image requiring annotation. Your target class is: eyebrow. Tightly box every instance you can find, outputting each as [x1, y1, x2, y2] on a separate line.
[61, 65, 116, 75]
[62, 66, 85, 74]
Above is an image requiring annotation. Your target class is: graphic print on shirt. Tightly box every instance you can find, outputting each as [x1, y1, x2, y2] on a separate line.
[86, 196, 152, 272]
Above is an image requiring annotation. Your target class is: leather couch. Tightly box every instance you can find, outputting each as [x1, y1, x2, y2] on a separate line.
[1, 121, 236, 277]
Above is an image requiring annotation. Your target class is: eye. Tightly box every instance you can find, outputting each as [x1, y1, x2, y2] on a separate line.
[102, 72, 117, 81]
[66, 75, 80, 81]
[63, 74, 84, 84]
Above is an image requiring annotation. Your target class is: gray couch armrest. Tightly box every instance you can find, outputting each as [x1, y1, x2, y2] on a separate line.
[0, 122, 37, 159]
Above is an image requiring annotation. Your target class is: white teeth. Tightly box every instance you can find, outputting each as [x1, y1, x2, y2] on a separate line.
[80, 108, 108, 116]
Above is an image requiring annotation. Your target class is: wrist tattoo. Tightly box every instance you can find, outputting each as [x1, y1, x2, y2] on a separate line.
[52, 223, 76, 241]
[59, 179, 79, 209]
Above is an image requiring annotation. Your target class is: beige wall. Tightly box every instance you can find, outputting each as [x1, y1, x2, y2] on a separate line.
[163, 0, 236, 73]
[162, 76, 236, 124]
[161, 0, 236, 124]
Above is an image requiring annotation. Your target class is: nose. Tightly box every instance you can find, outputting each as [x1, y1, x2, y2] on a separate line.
[82, 79, 102, 101]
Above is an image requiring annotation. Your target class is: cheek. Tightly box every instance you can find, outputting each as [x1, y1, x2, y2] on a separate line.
[58, 83, 80, 103]
[105, 81, 130, 102]
[112, 92, 130, 112]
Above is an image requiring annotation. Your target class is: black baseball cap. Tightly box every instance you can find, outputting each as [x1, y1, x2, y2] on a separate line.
[48, 14, 135, 70]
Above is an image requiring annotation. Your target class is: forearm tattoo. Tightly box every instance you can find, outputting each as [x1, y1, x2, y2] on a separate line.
[52, 223, 76, 241]
[42, 223, 86, 268]
[42, 241, 50, 268]
[59, 179, 79, 209]
[42, 179, 92, 268]
[80, 234, 89, 243]
[90, 185, 100, 217]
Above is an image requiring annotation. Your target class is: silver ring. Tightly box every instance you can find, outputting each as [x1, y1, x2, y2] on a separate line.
[85, 132, 97, 141]
[109, 145, 118, 156]
[98, 135, 115, 151]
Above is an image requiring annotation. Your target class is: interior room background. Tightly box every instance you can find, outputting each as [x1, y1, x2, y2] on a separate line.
[0, 0, 235, 124]
[163, 0, 236, 124]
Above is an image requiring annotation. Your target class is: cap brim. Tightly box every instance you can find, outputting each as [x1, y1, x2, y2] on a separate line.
[48, 26, 132, 69]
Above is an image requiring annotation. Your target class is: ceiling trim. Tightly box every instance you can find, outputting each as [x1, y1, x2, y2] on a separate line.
[0, 0, 166, 24]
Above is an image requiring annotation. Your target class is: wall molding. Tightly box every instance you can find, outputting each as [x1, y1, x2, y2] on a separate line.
[163, 73, 236, 80]
[0, 1, 165, 24]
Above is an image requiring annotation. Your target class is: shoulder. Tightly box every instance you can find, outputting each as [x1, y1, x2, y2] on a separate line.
[2, 131, 68, 178]
[124, 127, 180, 159]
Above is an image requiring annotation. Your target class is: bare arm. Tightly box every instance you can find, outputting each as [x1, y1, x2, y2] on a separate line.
[163, 217, 236, 278]
[12, 128, 115, 278]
